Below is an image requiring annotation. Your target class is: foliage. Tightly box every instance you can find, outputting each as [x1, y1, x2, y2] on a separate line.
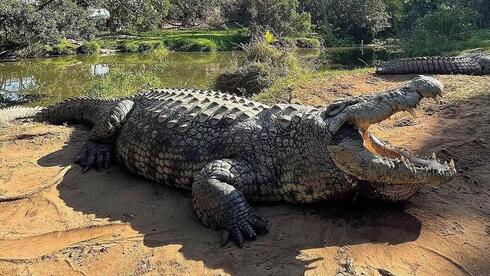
[286, 37, 322, 48]
[403, 6, 480, 56]
[164, 38, 217, 52]
[300, 0, 391, 44]
[118, 40, 166, 53]
[245, 0, 312, 36]
[105, 0, 170, 32]
[77, 41, 101, 55]
[264, 31, 276, 44]
[167, 0, 217, 27]
[213, 34, 311, 96]
[0, 0, 96, 54]
[51, 39, 78, 55]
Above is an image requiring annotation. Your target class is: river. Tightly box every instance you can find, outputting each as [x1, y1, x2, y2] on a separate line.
[0, 47, 401, 106]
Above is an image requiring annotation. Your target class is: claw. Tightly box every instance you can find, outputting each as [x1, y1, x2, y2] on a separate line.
[75, 141, 112, 172]
[407, 108, 417, 118]
[221, 230, 230, 247]
[230, 227, 244, 248]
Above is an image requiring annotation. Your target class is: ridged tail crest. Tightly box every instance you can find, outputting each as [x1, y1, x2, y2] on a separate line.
[0, 106, 43, 127]
[376, 56, 482, 75]
[0, 96, 120, 127]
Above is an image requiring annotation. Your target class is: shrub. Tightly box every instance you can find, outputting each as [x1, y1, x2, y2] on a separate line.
[213, 33, 309, 97]
[165, 38, 218, 52]
[51, 39, 77, 55]
[403, 7, 480, 56]
[213, 63, 272, 97]
[295, 37, 321, 48]
[119, 40, 165, 54]
[119, 41, 139, 53]
[77, 41, 101, 55]
[137, 41, 154, 53]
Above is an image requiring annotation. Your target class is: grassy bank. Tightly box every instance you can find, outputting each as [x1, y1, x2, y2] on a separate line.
[96, 28, 250, 53]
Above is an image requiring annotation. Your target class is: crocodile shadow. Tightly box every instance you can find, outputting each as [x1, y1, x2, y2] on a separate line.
[38, 125, 421, 274]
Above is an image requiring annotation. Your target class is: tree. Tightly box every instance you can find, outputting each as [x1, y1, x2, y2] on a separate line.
[105, 0, 170, 32]
[244, 0, 312, 36]
[300, 0, 390, 43]
[404, 6, 480, 55]
[0, 0, 96, 49]
[166, 0, 216, 27]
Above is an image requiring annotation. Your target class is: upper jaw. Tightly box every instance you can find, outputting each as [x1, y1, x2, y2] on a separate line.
[360, 129, 456, 185]
[328, 125, 456, 187]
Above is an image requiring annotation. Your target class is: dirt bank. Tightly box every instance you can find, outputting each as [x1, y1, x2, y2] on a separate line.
[0, 72, 489, 275]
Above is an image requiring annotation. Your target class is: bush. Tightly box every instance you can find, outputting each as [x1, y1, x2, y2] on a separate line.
[119, 41, 139, 53]
[137, 41, 154, 53]
[51, 39, 77, 55]
[165, 38, 218, 52]
[77, 41, 101, 55]
[118, 40, 168, 54]
[403, 7, 480, 56]
[293, 37, 321, 48]
[213, 34, 308, 97]
[214, 63, 272, 97]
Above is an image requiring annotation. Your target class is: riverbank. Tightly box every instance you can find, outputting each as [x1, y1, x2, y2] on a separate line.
[1, 70, 489, 274]
[1, 28, 325, 61]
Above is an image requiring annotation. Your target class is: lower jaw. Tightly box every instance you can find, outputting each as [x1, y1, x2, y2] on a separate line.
[357, 180, 426, 202]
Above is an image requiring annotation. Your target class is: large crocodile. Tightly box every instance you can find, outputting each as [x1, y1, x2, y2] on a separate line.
[376, 53, 490, 75]
[0, 76, 456, 247]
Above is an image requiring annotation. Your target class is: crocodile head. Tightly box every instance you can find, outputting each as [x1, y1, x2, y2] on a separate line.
[323, 76, 456, 201]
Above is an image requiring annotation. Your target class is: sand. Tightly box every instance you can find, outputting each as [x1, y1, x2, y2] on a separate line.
[0, 73, 489, 275]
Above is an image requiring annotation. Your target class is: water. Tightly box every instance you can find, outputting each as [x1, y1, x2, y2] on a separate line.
[0, 47, 400, 106]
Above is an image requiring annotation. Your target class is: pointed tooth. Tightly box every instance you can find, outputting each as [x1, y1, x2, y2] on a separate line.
[432, 152, 437, 160]
[407, 108, 417, 118]
[449, 159, 455, 169]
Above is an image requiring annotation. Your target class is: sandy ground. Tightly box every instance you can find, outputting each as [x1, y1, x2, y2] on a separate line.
[0, 73, 489, 275]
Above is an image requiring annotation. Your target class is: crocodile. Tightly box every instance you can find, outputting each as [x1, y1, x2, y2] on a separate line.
[376, 54, 490, 75]
[0, 76, 456, 247]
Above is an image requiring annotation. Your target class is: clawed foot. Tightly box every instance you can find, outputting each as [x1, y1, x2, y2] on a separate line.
[75, 140, 112, 172]
[222, 198, 269, 248]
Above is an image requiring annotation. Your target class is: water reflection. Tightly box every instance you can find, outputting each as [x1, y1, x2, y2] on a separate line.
[0, 76, 38, 106]
[1, 76, 36, 93]
[91, 64, 110, 76]
[0, 48, 401, 106]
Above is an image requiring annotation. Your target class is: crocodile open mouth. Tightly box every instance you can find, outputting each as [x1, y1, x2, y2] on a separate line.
[361, 126, 456, 178]
[328, 122, 456, 187]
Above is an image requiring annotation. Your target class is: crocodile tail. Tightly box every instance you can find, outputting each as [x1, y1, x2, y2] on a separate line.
[376, 56, 481, 75]
[0, 106, 44, 127]
[0, 96, 120, 127]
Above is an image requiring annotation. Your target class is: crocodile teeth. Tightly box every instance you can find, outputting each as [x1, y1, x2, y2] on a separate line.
[449, 159, 455, 169]
[432, 152, 437, 160]
[407, 108, 417, 119]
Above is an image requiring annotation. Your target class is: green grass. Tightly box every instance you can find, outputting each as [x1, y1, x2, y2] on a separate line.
[96, 28, 250, 52]
[450, 29, 490, 55]
[145, 28, 250, 51]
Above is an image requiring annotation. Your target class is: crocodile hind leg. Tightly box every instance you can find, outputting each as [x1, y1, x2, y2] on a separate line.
[76, 100, 134, 172]
[192, 159, 268, 247]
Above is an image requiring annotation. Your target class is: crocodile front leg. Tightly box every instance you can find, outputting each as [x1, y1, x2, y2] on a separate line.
[76, 100, 134, 172]
[192, 159, 268, 247]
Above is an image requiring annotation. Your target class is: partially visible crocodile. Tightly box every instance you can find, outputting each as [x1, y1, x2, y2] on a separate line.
[376, 53, 490, 75]
[0, 76, 456, 247]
